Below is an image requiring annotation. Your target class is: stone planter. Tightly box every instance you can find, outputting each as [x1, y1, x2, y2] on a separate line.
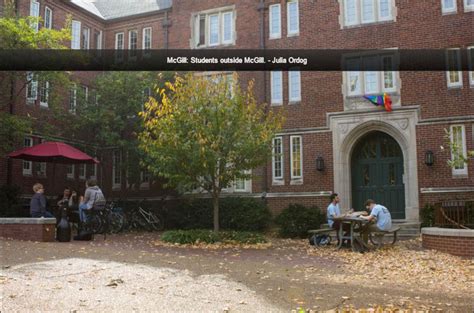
[421, 227, 474, 258]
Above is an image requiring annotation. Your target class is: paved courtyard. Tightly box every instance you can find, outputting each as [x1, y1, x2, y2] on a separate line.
[1, 234, 472, 312]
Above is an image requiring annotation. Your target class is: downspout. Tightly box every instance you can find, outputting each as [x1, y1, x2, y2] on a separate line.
[162, 10, 171, 49]
[258, 0, 268, 199]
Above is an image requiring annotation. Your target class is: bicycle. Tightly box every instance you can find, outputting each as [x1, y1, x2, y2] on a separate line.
[82, 202, 124, 238]
[122, 206, 163, 232]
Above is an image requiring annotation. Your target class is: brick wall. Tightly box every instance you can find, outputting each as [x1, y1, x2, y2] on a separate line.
[422, 234, 474, 257]
[0, 221, 56, 242]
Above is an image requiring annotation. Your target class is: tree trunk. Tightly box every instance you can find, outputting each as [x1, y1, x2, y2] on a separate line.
[213, 193, 219, 232]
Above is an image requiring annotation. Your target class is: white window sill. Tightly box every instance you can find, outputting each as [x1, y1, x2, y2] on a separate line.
[290, 179, 303, 185]
[39, 103, 49, 108]
[441, 10, 457, 15]
[465, 6, 474, 12]
[79, 176, 86, 181]
[452, 173, 468, 179]
[22, 172, 33, 177]
[447, 84, 463, 89]
[272, 180, 284, 186]
[269, 35, 282, 40]
[343, 19, 395, 29]
[289, 100, 301, 105]
[287, 32, 299, 37]
[271, 102, 283, 106]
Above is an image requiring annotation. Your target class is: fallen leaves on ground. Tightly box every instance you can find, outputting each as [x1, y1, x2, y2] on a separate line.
[151, 240, 272, 250]
[306, 237, 473, 293]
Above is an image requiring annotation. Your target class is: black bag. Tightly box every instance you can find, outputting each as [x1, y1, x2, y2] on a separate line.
[73, 226, 93, 241]
[309, 234, 331, 246]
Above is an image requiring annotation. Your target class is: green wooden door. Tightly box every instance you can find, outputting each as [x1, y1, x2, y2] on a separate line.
[351, 131, 405, 219]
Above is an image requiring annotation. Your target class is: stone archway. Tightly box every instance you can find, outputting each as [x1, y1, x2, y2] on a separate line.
[329, 109, 419, 221]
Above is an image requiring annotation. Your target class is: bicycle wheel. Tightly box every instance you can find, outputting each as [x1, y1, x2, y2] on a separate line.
[86, 214, 102, 234]
[108, 212, 124, 233]
[149, 213, 164, 231]
[135, 213, 151, 231]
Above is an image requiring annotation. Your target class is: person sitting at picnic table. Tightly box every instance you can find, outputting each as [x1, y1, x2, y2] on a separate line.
[30, 183, 55, 218]
[327, 193, 351, 243]
[360, 199, 392, 242]
[78, 178, 106, 223]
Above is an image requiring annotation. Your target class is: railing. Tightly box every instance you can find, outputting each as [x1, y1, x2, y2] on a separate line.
[434, 200, 474, 229]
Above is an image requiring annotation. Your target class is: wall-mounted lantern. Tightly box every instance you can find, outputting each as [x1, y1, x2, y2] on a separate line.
[425, 150, 434, 166]
[316, 156, 325, 171]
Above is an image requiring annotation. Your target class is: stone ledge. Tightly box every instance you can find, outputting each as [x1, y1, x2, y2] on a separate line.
[0, 218, 56, 225]
[421, 227, 474, 238]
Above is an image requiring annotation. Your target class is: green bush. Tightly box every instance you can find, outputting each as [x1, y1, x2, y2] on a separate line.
[420, 203, 435, 227]
[166, 197, 271, 231]
[0, 184, 24, 217]
[161, 229, 267, 244]
[274, 203, 325, 238]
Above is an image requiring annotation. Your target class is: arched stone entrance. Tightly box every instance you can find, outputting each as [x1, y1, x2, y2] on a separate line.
[351, 131, 405, 219]
[329, 109, 420, 221]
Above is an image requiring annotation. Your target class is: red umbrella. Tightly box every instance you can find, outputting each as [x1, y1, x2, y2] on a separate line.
[8, 141, 99, 164]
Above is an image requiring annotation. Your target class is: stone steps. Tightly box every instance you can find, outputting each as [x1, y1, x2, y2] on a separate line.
[393, 221, 421, 239]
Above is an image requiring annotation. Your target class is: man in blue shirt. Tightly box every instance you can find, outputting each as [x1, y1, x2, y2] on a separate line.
[327, 193, 341, 229]
[362, 199, 392, 231]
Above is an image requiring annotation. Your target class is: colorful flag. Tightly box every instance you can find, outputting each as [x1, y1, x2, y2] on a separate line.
[364, 93, 392, 112]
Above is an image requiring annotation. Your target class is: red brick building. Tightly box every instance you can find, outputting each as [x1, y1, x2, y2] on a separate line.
[1, 0, 473, 226]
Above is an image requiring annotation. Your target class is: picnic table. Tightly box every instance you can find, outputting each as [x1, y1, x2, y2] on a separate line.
[333, 213, 371, 252]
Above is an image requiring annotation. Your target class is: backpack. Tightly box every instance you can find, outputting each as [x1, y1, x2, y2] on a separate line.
[309, 234, 331, 246]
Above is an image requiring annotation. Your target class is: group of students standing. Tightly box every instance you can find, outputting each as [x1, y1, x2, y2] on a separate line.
[29, 178, 106, 223]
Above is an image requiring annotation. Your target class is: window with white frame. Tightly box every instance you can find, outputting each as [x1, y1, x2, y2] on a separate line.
[269, 4, 281, 38]
[30, 0, 39, 32]
[81, 85, 88, 102]
[39, 81, 49, 107]
[44, 6, 52, 29]
[271, 71, 283, 105]
[129, 30, 138, 58]
[234, 170, 252, 192]
[71, 20, 81, 49]
[78, 164, 86, 180]
[69, 85, 77, 113]
[66, 164, 75, 179]
[287, 0, 299, 36]
[193, 8, 235, 48]
[91, 163, 98, 179]
[36, 162, 46, 176]
[465, 0, 474, 11]
[289, 70, 301, 102]
[82, 27, 90, 49]
[272, 137, 284, 182]
[143, 27, 152, 50]
[26, 72, 37, 102]
[290, 136, 303, 180]
[345, 53, 397, 96]
[446, 48, 462, 87]
[441, 0, 457, 13]
[112, 150, 122, 189]
[23, 137, 33, 175]
[468, 46, 474, 86]
[94, 31, 102, 49]
[343, 0, 394, 26]
[450, 125, 468, 176]
[115, 32, 124, 60]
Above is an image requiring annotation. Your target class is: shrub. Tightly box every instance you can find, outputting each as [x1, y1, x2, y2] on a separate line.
[275, 204, 325, 238]
[420, 203, 435, 227]
[0, 184, 24, 217]
[166, 197, 271, 231]
[161, 229, 267, 244]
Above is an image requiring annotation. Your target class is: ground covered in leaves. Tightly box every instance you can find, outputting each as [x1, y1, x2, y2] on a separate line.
[1, 233, 472, 312]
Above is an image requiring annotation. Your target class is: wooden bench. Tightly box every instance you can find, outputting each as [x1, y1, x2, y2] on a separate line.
[369, 226, 401, 247]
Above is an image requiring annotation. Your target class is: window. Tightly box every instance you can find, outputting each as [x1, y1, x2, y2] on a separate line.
[81, 85, 88, 102]
[343, 0, 394, 26]
[450, 125, 468, 176]
[95, 31, 102, 49]
[66, 164, 75, 179]
[82, 27, 90, 49]
[129, 30, 138, 58]
[287, 0, 299, 36]
[23, 137, 33, 176]
[271, 71, 283, 105]
[78, 164, 86, 180]
[465, 0, 474, 11]
[234, 170, 251, 192]
[290, 136, 303, 180]
[30, 0, 39, 32]
[345, 54, 397, 96]
[36, 162, 46, 177]
[26, 72, 37, 102]
[289, 70, 301, 102]
[91, 163, 98, 179]
[269, 4, 281, 39]
[194, 9, 235, 48]
[115, 32, 124, 60]
[69, 85, 77, 113]
[468, 46, 474, 86]
[112, 150, 122, 189]
[441, 0, 457, 13]
[71, 20, 81, 49]
[446, 48, 462, 87]
[39, 81, 49, 107]
[143, 27, 152, 50]
[44, 6, 52, 29]
[272, 137, 284, 182]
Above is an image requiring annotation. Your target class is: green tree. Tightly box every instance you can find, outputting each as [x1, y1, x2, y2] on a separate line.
[139, 73, 283, 232]
[0, 1, 72, 182]
[72, 71, 173, 189]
